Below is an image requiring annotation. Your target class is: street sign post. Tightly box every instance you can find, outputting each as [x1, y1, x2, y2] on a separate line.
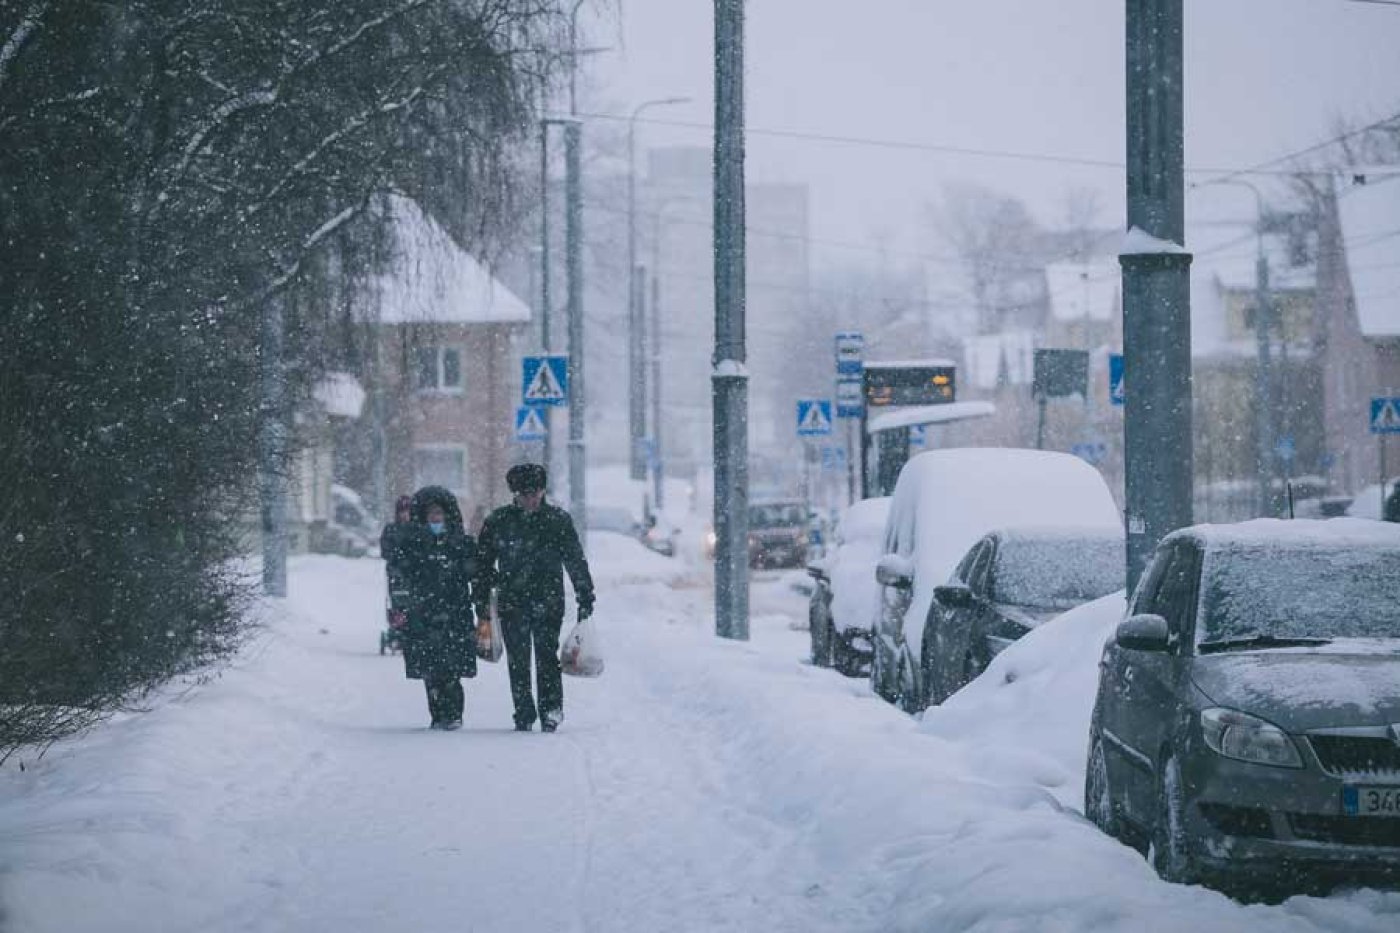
[797, 399, 834, 437]
[515, 406, 548, 443]
[1371, 396, 1400, 518]
[522, 354, 569, 407]
[835, 332, 865, 376]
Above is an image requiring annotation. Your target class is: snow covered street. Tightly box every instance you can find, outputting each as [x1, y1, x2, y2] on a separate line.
[5, 540, 1400, 932]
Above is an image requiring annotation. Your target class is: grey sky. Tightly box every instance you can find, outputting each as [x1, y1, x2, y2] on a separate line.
[580, 0, 1400, 263]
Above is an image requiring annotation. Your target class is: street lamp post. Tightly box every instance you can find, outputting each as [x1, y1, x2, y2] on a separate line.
[628, 96, 690, 481]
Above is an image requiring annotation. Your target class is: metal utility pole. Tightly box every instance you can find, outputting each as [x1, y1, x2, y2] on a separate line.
[564, 119, 587, 542]
[1122, 0, 1193, 592]
[713, 0, 749, 641]
[259, 295, 287, 597]
[650, 265, 665, 511]
[628, 97, 690, 480]
[538, 120, 555, 480]
[1253, 232, 1275, 517]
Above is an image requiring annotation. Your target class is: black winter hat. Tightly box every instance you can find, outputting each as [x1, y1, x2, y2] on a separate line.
[506, 462, 547, 493]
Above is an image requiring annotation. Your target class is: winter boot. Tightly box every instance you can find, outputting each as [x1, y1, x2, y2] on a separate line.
[541, 710, 563, 733]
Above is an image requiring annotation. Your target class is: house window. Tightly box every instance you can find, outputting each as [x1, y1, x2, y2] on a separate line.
[414, 445, 467, 494]
[414, 345, 464, 393]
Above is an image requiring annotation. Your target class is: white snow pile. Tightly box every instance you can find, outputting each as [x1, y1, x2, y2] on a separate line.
[921, 592, 1126, 808]
[822, 496, 890, 634]
[587, 529, 688, 586]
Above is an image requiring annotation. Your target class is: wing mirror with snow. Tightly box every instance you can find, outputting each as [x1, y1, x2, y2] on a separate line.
[933, 584, 975, 610]
[1115, 614, 1171, 652]
[875, 554, 914, 590]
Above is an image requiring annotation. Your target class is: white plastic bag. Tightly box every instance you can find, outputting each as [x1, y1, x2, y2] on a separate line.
[559, 619, 604, 677]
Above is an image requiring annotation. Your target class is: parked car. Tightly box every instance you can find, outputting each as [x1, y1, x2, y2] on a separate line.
[924, 526, 1124, 705]
[589, 505, 642, 538]
[747, 499, 811, 569]
[808, 497, 891, 676]
[316, 483, 376, 557]
[870, 448, 1120, 712]
[1086, 518, 1400, 892]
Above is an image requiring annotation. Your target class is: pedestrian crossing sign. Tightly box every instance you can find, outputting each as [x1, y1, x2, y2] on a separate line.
[797, 399, 834, 437]
[1371, 397, 1400, 434]
[522, 355, 568, 407]
[515, 406, 548, 442]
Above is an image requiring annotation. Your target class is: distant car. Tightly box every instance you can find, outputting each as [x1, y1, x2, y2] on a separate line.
[924, 526, 1124, 705]
[1086, 519, 1400, 892]
[318, 483, 376, 557]
[808, 497, 891, 676]
[747, 499, 811, 569]
[870, 448, 1121, 712]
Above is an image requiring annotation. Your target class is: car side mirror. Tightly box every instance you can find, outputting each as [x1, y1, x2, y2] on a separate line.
[1115, 614, 1171, 652]
[806, 562, 828, 582]
[875, 554, 914, 590]
[933, 584, 974, 609]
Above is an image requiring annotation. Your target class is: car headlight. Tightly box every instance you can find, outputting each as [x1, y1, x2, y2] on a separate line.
[1200, 708, 1303, 769]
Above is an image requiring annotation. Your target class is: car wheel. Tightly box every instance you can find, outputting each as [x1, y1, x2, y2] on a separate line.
[1149, 755, 1199, 884]
[1085, 736, 1123, 840]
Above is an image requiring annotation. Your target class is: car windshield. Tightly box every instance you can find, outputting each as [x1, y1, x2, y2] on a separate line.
[991, 536, 1124, 610]
[1199, 544, 1400, 644]
[749, 503, 806, 528]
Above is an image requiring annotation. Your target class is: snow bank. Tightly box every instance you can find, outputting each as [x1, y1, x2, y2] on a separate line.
[826, 497, 889, 634]
[922, 593, 1126, 808]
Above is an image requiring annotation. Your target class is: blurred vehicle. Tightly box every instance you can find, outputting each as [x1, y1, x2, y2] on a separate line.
[1086, 519, 1400, 892]
[589, 505, 642, 537]
[924, 526, 1124, 705]
[589, 505, 677, 558]
[314, 484, 376, 557]
[808, 497, 891, 676]
[747, 498, 811, 569]
[870, 448, 1120, 712]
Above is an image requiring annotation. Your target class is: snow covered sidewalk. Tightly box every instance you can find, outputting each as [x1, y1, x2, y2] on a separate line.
[3, 545, 1400, 932]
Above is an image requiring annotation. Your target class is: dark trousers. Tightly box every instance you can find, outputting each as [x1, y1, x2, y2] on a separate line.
[501, 606, 563, 726]
[424, 677, 464, 724]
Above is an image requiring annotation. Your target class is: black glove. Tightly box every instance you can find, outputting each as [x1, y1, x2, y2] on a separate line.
[577, 600, 594, 621]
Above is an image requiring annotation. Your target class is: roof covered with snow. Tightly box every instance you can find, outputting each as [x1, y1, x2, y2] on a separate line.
[1044, 262, 1119, 322]
[370, 195, 530, 326]
[1168, 516, 1400, 551]
[1337, 179, 1400, 338]
[312, 371, 366, 419]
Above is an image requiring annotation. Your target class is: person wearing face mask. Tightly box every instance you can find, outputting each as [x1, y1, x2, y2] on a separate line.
[399, 485, 480, 730]
[475, 463, 594, 733]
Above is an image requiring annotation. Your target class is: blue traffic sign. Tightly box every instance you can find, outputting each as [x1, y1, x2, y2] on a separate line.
[835, 332, 865, 377]
[1109, 353, 1125, 407]
[1275, 435, 1296, 464]
[908, 424, 927, 448]
[1072, 440, 1108, 466]
[1371, 397, 1400, 434]
[835, 378, 863, 418]
[797, 399, 834, 437]
[522, 355, 568, 407]
[515, 406, 548, 442]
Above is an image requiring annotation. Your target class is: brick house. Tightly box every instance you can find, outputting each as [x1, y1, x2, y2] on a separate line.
[352, 195, 532, 527]
[1316, 177, 1400, 502]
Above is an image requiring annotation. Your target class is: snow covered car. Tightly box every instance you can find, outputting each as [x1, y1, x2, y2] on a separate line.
[870, 448, 1120, 712]
[1086, 519, 1400, 891]
[808, 497, 891, 676]
[747, 499, 811, 569]
[925, 526, 1124, 705]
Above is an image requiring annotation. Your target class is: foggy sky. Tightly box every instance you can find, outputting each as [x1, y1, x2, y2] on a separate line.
[579, 0, 1400, 263]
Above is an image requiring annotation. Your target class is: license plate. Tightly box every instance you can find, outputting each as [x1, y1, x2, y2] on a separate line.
[1343, 785, 1400, 817]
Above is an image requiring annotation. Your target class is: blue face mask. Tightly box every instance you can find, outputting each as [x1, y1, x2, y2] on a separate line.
[428, 521, 446, 536]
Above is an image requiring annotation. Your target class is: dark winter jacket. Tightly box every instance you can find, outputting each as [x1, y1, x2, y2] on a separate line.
[475, 500, 594, 618]
[399, 486, 479, 681]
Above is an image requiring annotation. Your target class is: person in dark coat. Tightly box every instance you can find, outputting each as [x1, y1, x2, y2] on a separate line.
[400, 485, 480, 730]
[1385, 481, 1400, 524]
[475, 463, 594, 732]
[379, 494, 415, 652]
